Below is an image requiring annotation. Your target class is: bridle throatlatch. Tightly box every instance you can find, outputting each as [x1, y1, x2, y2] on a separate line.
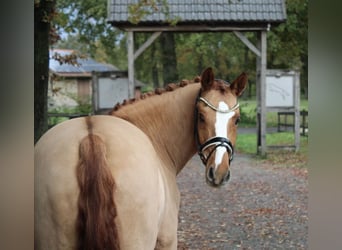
[194, 90, 240, 166]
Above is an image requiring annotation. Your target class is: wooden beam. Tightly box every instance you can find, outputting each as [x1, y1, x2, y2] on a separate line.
[233, 31, 261, 57]
[123, 25, 268, 32]
[134, 32, 162, 60]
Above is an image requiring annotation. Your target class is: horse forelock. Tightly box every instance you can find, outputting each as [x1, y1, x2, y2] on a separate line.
[213, 80, 230, 94]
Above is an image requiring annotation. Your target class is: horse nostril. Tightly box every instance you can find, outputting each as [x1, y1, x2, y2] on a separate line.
[208, 167, 215, 180]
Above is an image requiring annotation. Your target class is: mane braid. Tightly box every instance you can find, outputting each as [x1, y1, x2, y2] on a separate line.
[109, 77, 201, 114]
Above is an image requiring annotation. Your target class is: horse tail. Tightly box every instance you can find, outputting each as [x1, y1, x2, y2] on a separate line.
[76, 118, 120, 250]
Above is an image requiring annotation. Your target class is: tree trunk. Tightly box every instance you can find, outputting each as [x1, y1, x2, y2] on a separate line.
[244, 47, 252, 98]
[160, 33, 178, 85]
[34, 0, 55, 143]
[151, 43, 159, 88]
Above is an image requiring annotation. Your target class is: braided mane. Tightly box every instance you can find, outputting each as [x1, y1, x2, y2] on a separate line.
[109, 76, 201, 115]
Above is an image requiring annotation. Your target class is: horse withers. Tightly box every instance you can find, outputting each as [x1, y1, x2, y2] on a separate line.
[35, 67, 247, 249]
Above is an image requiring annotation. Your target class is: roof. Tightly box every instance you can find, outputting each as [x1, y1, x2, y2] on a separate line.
[108, 0, 287, 31]
[49, 49, 121, 77]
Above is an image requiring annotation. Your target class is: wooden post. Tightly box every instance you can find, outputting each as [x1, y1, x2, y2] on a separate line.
[127, 31, 134, 98]
[91, 72, 98, 114]
[127, 31, 162, 98]
[294, 71, 301, 151]
[260, 30, 267, 156]
[256, 30, 267, 156]
[256, 34, 261, 153]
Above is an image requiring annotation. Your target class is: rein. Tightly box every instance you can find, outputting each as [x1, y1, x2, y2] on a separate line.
[194, 89, 239, 166]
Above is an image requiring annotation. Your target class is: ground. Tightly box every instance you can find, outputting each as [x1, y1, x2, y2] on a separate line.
[177, 154, 308, 250]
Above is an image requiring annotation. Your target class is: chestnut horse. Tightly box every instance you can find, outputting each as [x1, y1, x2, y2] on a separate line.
[35, 67, 247, 249]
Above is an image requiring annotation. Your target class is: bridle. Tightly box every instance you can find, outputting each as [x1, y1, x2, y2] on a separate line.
[194, 88, 240, 166]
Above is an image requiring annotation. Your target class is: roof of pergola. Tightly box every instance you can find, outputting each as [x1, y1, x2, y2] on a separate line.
[108, 0, 287, 31]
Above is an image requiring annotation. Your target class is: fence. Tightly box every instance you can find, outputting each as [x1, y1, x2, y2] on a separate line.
[277, 110, 308, 136]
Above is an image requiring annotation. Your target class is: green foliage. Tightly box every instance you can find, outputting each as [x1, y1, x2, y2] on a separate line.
[54, 0, 124, 65]
[238, 99, 309, 128]
[48, 116, 69, 127]
[53, 0, 308, 97]
[174, 32, 254, 82]
[48, 102, 92, 127]
[127, 0, 178, 25]
[267, 0, 308, 97]
[49, 102, 92, 114]
[268, 0, 308, 68]
[239, 101, 257, 127]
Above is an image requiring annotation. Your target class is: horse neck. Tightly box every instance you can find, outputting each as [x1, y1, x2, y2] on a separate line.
[112, 83, 200, 174]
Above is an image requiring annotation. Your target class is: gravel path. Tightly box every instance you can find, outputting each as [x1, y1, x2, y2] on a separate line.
[177, 154, 308, 250]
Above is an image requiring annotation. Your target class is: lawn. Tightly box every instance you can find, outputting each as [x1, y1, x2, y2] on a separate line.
[239, 99, 308, 127]
[236, 132, 308, 168]
[236, 98, 308, 167]
[236, 132, 308, 154]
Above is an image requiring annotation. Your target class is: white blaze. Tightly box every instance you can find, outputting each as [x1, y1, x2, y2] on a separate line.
[214, 102, 235, 169]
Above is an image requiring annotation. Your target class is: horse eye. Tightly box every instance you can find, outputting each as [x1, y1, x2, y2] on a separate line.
[199, 113, 205, 123]
[235, 117, 241, 125]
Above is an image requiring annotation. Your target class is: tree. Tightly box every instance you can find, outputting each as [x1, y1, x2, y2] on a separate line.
[56, 0, 112, 56]
[175, 32, 249, 81]
[267, 0, 308, 97]
[134, 32, 179, 87]
[160, 32, 178, 84]
[35, 0, 57, 143]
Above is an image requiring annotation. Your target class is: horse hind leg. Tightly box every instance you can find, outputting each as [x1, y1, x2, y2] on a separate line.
[155, 189, 180, 249]
[154, 218, 178, 250]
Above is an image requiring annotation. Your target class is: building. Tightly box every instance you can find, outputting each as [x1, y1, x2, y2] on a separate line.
[48, 49, 126, 111]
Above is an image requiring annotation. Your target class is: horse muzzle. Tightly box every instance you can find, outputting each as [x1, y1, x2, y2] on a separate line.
[197, 136, 234, 187]
[206, 162, 231, 187]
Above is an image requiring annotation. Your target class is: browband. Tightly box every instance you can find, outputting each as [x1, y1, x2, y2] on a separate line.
[198, 97, 239, 113]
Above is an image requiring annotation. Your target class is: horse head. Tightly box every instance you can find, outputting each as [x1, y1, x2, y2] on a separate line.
[195, 67, 247, 187]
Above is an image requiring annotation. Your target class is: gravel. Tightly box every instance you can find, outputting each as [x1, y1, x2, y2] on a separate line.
[177, 154, 308, 250]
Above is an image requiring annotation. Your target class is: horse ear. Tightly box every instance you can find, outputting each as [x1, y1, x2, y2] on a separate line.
[201, 67, 215, 91]
[230, 72, 248, 97]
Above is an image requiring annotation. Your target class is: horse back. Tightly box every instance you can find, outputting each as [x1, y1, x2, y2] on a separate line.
[35, 115, 167, 249]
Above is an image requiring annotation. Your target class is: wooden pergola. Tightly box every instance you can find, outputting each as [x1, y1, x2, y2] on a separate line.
[107, 0, 287, 156]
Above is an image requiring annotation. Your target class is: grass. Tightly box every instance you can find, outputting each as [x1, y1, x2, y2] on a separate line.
[235, 98, 308, 167]
[239, 98, 308, 127]
[236, 132, 308, 168]
[236, 132, 308, 154]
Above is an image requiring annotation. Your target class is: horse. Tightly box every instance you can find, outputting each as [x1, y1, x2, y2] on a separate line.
[35, 67, 247, 249]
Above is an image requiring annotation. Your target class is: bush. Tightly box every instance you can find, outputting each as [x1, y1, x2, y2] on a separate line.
[239, 101, 256, 127]
[48, 103, 92, 128]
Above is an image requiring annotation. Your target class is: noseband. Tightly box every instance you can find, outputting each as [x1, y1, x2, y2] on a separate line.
[194, 89, 240, 166]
